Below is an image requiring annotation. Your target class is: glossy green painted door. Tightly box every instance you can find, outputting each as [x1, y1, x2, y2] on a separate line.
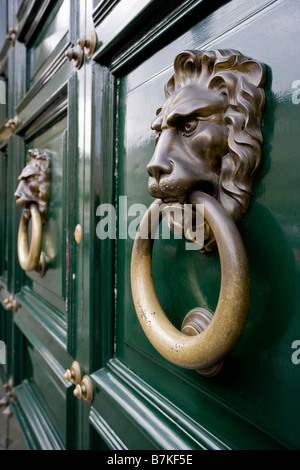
[1, 0, 300, 451]
[0, 0, 100, 450]
[89, 0, 300, 450]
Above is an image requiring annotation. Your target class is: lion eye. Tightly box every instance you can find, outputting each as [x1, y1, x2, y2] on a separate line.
[180, 118, 198, 137]
[29, 180, 39, 194]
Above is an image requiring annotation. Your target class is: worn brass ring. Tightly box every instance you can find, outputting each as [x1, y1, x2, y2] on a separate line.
[131, 191, 250, 373]
[17, 204, 43, 272]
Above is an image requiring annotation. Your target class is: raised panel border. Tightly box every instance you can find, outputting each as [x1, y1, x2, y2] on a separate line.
[13, 379, 70, 450]
[92, 0, 120, 27]
[11, 301, 77, 449]
[13, 73, 78, 356]
[90, 359, 286, 450]
[92, 0, 279, 74]
[15, 287, 67, 350]
[17, 0, 58, 46]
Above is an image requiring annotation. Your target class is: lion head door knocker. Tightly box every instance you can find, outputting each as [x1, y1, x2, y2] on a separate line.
[14, 148, 50, 277]
[131, 50, 266, 376]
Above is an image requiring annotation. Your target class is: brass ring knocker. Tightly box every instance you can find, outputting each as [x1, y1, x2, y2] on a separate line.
[17, 203, 45, 275]
[131, 191, 250, 376]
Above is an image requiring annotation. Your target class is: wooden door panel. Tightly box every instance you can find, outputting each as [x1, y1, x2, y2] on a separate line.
[90, 0, 300, 450]
[28, 0, 70, 87]
[24, 117, 67, 316]
[12, 91, 75, 448]
[0, 0, 86, 449]
[15, 77, 72, 344]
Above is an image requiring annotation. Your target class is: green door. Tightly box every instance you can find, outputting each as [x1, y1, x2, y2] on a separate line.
[88, 0, 300, 450]
[1, 0, 300, 451]
[0, 0, 101, 450]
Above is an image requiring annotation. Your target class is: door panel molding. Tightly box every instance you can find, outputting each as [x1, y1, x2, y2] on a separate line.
[92, 0, 120, 28]
[16, 69, 69, 127]
[89, 407, 128, 450]
[90, 359, 285, 450]
[17, 0, 60, 46]
[13, 380, 68, 450]
[92, 0, 278, 73]
[15, 288, 67, 350]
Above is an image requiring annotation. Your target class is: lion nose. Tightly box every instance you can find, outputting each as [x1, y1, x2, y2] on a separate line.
[147, 159, 173, 182]
[147, 129, 175, 181]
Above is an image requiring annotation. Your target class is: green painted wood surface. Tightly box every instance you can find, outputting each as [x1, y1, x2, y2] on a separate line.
[1, 0, 91, 450]
[1, 0, 300, 450]
[112, 0, 300, 450]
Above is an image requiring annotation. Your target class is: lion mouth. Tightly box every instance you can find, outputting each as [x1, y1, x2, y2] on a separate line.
[14, 193, 23, 206]
[162, 197, 185, 204]
[148, 178, 217, 205]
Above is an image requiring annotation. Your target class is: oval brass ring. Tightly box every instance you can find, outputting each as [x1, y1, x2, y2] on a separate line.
[131, 191, 250, 372]
[17, 203, 43, 272]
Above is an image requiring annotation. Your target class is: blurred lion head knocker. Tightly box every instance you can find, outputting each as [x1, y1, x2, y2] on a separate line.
[14, 148, 50, 223]
[147, 49, 266, 250]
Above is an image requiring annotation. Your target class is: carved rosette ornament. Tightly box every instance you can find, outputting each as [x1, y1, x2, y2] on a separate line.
[131, 50, 266, 375]
[14, 149, 50, 276]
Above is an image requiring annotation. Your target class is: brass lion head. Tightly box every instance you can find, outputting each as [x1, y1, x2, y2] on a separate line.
[14, 148, 50, 223]
[147, 50, 266, 250]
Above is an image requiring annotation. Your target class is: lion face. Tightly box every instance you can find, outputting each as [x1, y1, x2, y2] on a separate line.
[14, 149, 50, 222]
[146, 50, 266, 249]
[147, 84, 229, 204]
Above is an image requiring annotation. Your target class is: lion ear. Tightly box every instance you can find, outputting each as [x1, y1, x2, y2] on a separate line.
[236, 60, 266, 87]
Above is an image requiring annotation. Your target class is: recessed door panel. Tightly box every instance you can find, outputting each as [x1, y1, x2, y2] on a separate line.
[24, 117, 67, 316]
[1, 0, 87, 450]
[28, 0, 71, 87]
[111, 0, 300, 450]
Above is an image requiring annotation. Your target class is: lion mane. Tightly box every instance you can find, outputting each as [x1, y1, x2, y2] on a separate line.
[164, 49, 266, 233]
